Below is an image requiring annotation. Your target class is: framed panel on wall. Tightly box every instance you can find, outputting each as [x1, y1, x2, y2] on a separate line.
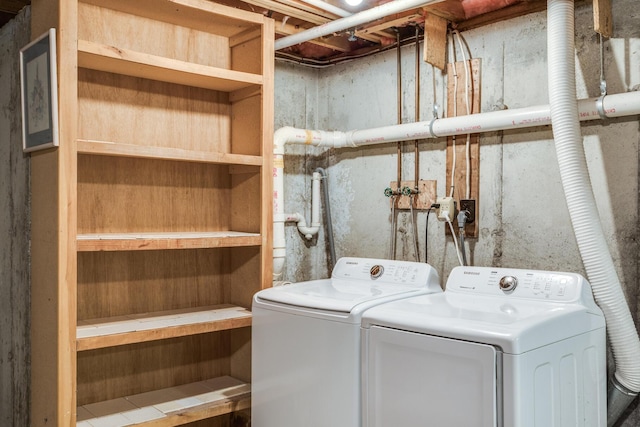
[20, 28, 58, 153]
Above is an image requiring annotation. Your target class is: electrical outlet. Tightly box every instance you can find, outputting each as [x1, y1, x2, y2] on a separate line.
[459, 199, 476, 224]
[436, 196, 456, 221]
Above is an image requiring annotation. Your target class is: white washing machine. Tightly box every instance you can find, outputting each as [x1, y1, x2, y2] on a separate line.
[361, 266, 606, 427]
[252, 257, 441, 427]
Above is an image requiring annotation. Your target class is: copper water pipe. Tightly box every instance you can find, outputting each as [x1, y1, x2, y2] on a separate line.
[396, 31, 402, 191]
[414, 26, 420, 192]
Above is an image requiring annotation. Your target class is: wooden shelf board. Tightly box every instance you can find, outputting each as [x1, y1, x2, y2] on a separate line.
[76, 376, 251, 427]
[77, 305, 252, 351]
[81, 0, 266, 35]
[77, 232, 261, 252]
[77, 139, 263, 166]
[78, 39, 263, 92]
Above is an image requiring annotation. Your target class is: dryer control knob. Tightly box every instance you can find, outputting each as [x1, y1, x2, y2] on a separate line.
[370, 265, 384, 279]
[499, 276, 518, 293]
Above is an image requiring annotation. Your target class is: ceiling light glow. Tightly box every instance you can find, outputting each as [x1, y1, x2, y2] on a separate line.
[344, 0, 363, 6]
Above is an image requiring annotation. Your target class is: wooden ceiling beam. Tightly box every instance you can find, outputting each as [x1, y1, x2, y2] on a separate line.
[0, 0, 29, 14]
[358, 11, 424, 35]
[593, 0, 612, 37]
[243, 0, 329, 24]
[453, 0, 547, 31]
[271, 0, 341, 19]
[247, 0, 389, 43]
[277, 21, 351, 51]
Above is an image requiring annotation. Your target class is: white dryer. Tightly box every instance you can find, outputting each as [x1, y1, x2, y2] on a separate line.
[361, 266, 606, 427]
[252, 257, 441, 427]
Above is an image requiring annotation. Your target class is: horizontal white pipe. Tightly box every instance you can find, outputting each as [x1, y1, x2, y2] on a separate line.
[271, 91, 640, 281]
[275, 0, 444, 50]
[276, 92, 639, 150]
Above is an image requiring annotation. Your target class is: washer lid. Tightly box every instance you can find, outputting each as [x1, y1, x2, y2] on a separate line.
[361, 292, 605, 354]
[256, 257, 440, 314]
[255, 278, 427, 314]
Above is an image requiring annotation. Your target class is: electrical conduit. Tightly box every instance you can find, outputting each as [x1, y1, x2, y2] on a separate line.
[546, 1, 640, 424]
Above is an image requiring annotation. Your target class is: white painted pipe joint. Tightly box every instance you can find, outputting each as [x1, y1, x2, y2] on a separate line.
[286, 173, 322, 240]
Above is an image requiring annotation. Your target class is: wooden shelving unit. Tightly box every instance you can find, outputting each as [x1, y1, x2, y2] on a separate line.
[30, 0, 274, 425]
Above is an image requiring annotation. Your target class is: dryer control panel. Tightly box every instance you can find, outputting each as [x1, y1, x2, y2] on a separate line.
[332, 257, 439, 288]
[446, 266, 595, 304]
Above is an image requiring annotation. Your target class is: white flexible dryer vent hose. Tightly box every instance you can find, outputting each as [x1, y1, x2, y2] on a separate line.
[547, 0, 640, 413]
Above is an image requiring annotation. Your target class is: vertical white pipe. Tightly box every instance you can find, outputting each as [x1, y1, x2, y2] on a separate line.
[311, 172, 321, 230]
[289, 173, 322, 239]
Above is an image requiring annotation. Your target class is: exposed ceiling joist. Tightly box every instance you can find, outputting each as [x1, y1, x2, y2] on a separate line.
[358, 10, 424, 35]
[0, 0, 553, 64]
[0, 0, 27, 14]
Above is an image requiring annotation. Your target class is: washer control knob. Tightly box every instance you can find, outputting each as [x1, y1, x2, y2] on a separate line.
[499, 276, 518, 293]
[370, 265, 384, 279]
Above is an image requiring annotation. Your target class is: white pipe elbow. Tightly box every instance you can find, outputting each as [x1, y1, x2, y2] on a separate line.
[287, 212, 320, 240]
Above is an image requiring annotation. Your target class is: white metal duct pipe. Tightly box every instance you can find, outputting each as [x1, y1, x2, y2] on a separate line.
[275, 0, 445, 50]
[272, 91, 640, 281]
[546, 1, 640, 424]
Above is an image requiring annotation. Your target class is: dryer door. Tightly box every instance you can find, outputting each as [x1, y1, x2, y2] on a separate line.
[364, 325, 499, 427]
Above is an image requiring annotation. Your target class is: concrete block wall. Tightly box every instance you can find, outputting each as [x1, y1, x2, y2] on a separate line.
[276, 2, 640, 424]
[0, 7, 31, 427]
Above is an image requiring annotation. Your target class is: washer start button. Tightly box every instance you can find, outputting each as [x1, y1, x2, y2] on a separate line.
[370, 265, 384, 279]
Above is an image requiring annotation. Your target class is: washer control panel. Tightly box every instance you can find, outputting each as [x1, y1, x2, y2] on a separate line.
[447, 266, 590, 302]
[332, 257, 438, 287]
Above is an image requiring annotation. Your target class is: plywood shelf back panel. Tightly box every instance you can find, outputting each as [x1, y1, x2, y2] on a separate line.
[78, 1, 234, 71]
[77, 156, 237, 235]
[77, 69, 232, 153]
[81, 0, 266, 35]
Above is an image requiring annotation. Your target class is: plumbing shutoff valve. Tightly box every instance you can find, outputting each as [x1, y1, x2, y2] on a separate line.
[436, 196, 456, 221]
